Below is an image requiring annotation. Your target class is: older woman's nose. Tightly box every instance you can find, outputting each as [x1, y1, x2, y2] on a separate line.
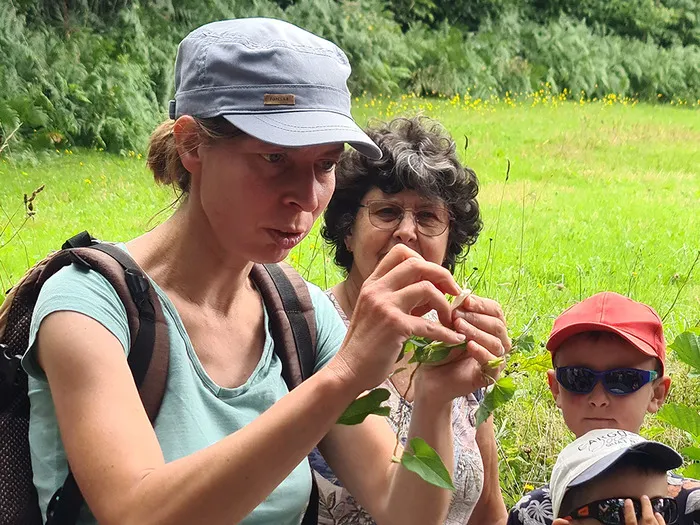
[393, 212, 419, 243]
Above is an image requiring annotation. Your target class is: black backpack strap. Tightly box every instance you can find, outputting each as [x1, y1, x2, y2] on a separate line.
[250, 262, 318, 525]
[46, 234, 169, 525]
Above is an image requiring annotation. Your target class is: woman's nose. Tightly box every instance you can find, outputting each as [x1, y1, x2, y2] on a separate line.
[392, 211, 419, 243]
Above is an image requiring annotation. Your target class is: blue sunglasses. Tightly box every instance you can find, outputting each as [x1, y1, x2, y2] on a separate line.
[556, 366, 658, 395]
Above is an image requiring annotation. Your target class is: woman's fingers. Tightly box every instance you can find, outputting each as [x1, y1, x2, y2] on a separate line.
[455, 293, 505, 322]
[453, 294, 510, 355]
[393, 281, 455, 330]
[368, 245, 462, 297]
[454, 317, 507, 359]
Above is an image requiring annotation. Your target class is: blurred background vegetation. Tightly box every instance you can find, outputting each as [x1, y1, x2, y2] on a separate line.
[1, 0, 700, 155]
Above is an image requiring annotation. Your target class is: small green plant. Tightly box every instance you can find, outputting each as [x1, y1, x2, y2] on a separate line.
[657, 329, 700, 478]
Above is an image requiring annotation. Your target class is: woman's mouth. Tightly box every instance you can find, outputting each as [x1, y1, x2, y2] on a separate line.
[267, 229, 306, 250]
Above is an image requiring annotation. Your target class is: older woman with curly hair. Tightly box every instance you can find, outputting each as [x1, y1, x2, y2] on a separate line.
[312, 117, 509, 525]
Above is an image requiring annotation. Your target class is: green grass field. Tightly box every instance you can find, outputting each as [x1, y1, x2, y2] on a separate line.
[2, 95, 699, 505]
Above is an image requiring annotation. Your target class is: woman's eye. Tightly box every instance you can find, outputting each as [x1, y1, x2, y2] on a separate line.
[417, 210, 439, 223]
[260, 153, 285, 163]
[318, 160, 337, 173]
[375, 207, 401, 220]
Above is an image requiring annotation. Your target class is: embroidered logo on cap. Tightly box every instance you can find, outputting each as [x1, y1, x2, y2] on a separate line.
[264, 94, 296, 105]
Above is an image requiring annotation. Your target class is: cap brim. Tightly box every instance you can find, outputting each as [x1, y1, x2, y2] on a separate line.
[223, 111, 382, 160]
[569, 441, 683, 489]
[547, 322, 659, 361]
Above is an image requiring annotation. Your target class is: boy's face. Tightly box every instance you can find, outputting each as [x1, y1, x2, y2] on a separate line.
[547, 334, 670, 437]
[559, 466, 668, 524]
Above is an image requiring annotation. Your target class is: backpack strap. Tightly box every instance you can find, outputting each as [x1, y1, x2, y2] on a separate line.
[43, 233, 169, 525]
[250, 263, 317, 387]
[250, 262, 319, 525]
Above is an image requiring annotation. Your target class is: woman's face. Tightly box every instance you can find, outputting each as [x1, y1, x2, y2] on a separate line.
[191, 133, 344, 264]
[346, 187, 451, 282]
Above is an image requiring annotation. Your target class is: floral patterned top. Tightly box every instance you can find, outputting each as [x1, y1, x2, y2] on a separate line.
[309, 292, 485, 525]
[507, 474, 700, 525]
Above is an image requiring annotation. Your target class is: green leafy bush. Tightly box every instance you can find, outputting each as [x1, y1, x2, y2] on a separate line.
[1, 0, 699, 155]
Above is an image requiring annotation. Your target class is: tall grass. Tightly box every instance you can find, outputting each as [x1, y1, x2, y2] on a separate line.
[1, 97, 699, 505]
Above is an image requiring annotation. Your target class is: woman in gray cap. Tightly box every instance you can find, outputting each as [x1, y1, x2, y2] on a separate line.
[22, 18, 508, 525]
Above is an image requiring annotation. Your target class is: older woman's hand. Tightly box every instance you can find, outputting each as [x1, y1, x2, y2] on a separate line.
[413, 292, 509, 403]
[330, 244, 467, 394]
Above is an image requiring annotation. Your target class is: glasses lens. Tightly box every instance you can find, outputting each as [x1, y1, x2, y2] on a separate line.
[366, 201, 450, 236]
[557, 367, 597, 394]
[367, 202, 403, 229]
[415, 208, 450, 236]
[652, 497, 678, 524]
[603, 369, 648, 395]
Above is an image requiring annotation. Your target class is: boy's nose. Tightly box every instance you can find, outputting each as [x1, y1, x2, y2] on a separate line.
[587, 382, 610, 407]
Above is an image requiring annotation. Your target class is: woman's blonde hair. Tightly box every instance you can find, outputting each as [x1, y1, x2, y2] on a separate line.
[147, 117, 243, 193]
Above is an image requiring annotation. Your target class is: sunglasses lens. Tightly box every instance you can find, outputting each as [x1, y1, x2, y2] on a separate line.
[604, 369, 647, 395]
[598, 499, 626, 525]
[652, 498, 678, 524]
[557, 367, 597, 394]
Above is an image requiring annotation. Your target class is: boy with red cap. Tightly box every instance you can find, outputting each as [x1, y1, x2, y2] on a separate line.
[507, 292, 700, 525]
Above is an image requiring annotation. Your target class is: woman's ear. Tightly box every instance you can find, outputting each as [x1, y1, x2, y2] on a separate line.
[552, 519, 572, 525]
[173, 116, 202, 177]
[647, 374, 671, 413]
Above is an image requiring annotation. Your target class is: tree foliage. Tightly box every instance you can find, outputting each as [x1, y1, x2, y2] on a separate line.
[1, 0, 699, 154]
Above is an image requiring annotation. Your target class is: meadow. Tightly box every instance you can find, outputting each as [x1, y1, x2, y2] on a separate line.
[1, 92, 699, 505]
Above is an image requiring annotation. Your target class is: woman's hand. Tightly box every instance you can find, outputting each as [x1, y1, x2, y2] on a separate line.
[413, 293, 510, 404]
[328, 244, 465, 394]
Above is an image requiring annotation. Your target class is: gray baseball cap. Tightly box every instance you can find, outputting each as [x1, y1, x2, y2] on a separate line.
[168, 18, 382, 159]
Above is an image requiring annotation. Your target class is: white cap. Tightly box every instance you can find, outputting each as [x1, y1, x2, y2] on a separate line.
[550, 429, 682, 518]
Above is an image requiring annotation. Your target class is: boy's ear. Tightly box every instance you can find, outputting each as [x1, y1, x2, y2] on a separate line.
[647, 374, 672, 413]
[552, 519, 571, 525]
[548, 369, 563, 408]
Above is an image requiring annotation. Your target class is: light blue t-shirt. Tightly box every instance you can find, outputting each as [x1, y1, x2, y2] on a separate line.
[22, 250, 347, 525]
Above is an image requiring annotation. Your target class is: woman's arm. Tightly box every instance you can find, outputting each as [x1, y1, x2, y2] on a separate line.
[39, 245, 467, 525]
[319, 253, 510, 525]
[38, 310, 360, 525]
[468, 415, 508, 525]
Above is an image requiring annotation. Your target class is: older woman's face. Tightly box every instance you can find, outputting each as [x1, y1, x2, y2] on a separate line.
[346, 187, 450, 281]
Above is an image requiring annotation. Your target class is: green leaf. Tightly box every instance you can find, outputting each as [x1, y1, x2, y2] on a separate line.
[518, 351, 552, 373]
[337, 388, 391, 425]
[409, 340, 465, 364]
[683, 463, 700, 479]
[512, 333, 536, 353]
[475, 376, 517, 426]
[401, 437, 455, 490]
[487, 357, 505, 369]
[399, 336, 431, 362]
[681, 447, 700, 461]
[657, 403, 700, 439]
[670, 329, 700, 373]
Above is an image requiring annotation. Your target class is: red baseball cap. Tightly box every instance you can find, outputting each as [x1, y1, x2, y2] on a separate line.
[547, 292, 666, 373]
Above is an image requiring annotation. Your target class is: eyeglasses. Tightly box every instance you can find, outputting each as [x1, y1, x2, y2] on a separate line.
[562, 497, 678, 525]
[358, 200, 451, 237]
[556, 366, 658, 396]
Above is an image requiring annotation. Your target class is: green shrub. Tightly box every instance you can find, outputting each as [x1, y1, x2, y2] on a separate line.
[2, 0, 699, 155]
